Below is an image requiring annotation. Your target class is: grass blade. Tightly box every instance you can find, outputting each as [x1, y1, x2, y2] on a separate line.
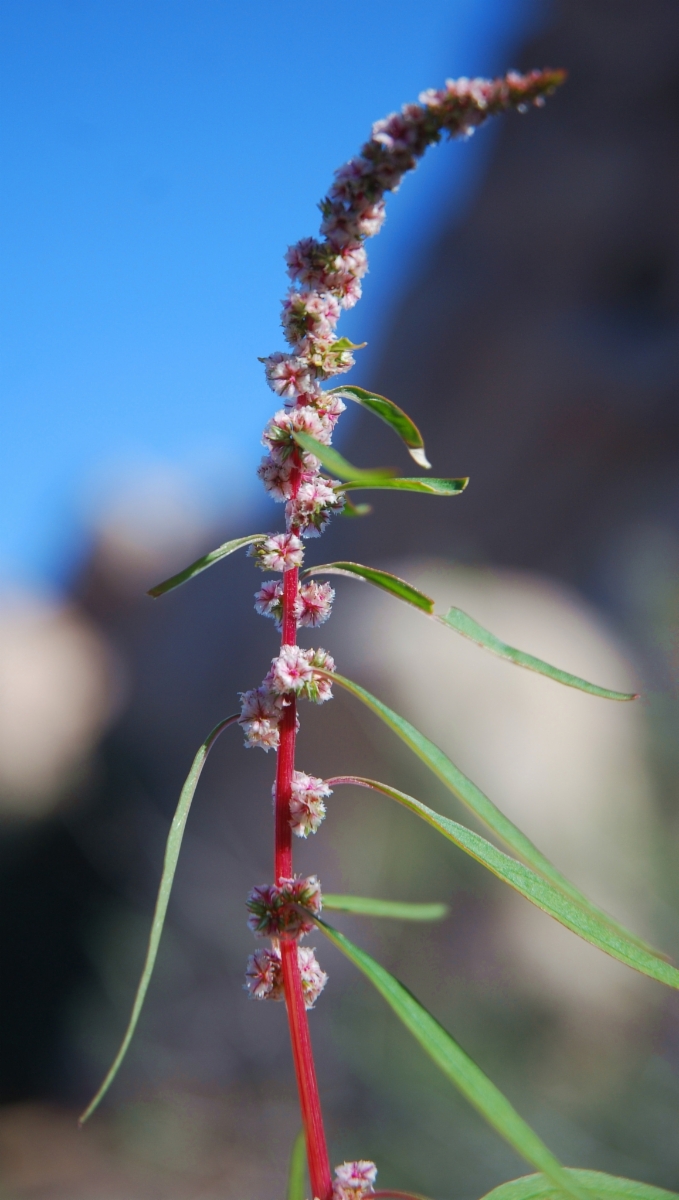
[328, 778, 679, 989]
[439, 607, 638, 701]
[302, 562, 434, 614]
[328, 384, 431, 469]
[479, 1171, 679, 1200]
[148, 535, 267, 597]
[78, 715, 239, 1124]
[292, 431, 396, 484]
[323, 894, 448, 921]
[323, 672, 664, 959]
[287, 1129, 307, 1200]
[315, 919, 586, 1200]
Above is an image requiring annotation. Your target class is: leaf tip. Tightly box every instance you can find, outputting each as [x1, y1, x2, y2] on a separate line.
[408, 446, 432, 470]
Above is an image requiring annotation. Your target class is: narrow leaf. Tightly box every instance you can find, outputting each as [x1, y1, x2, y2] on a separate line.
[329, 384, 431, 469]
[302, 562, 435, 614]
[480, 1170, 679, 1200]
[79, 715, 239, 1124]
[327, 779, 679, 990]
[315, 919, 586, 1200]
[332, 336, 367, 351]
[287, 1129, 307, 1200]
[322, 672, 663, 958]
[148, 535, 267, 598]
[292, 431, 396, 484]
[343, 476, 468, 496]
[439, 608, 638, 702]
[323, 894, 448, 921]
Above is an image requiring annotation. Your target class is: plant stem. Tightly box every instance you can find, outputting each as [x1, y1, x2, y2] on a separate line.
[275, 563, 333, 1200]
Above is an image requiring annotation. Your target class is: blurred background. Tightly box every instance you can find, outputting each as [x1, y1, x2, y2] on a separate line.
[1, 0, 679, 1196]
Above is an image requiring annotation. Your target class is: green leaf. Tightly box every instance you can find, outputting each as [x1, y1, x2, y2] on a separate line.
[341, 498, 373, 517]
[479, 1171, 679, 1200]
[302, 562, 435, 614]
[332, 336, 367, 351]
[148, 535, 267, 598]
[328, 384, 431, 469]
[439, 608, 638, 702]
[286, 1129, 307, 1200]
[324, 672, 663, 959]
[315, 919, 586, 1200]
[327, 778, 679, 990]
[343, 476, 468, 496]
[323, 894, 448, 920]
[292, 431, 396, 484]
[78, 714, 239, 1124]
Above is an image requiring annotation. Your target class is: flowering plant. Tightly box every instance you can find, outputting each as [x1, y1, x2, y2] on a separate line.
[79, 68, 679, 1200]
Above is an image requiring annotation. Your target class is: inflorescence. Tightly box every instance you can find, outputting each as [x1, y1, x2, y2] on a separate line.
[240, 68, 564, 1191]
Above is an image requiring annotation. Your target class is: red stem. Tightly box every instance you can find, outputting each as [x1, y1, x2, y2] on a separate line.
[275, 562, 333, 1200]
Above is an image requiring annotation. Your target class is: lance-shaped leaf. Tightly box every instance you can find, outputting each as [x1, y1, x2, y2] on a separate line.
[480, 1171, 679, 1200]
[327, 778, 679, 989]
[302, 562, 435, 614]
[343, 476, 468, 496]
[320, 671, 662, 959]
[323, 894, 448, 921]
[286, 1129, 307, 1200]
[79, 714, 239, 1124]
[148, 534, 267, 598]
[314, 919, 586, 1200]
[292, 433, 467, 495]
[328, 384, 431, 469]
[439, 607, 638, 702]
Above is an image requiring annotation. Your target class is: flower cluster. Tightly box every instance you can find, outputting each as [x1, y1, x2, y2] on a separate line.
[238, 646, 334, 750]
[254, 578, 334, 629]
[287, 771, 332, 838]
[245, 943, 328, 1009]
[333, 1161, 378, 1200]
[246, 875, 323, 939]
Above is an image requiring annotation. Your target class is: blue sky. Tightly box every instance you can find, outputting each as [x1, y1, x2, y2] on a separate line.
[0, 0, 541, 590]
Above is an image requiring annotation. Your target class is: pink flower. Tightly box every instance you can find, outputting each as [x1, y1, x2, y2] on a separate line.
[244, 944, 328, 1008]
[246, 875, 322, 939]
[263, 351, 314, 399]
[238, 685, 285, 751]
[282, 289, 341, 346]
[251, 532, 304, 572]
[286, 477, 345, 538]
[257, 454, 295, 500]
[265, 646, 335, 702]
[263, 405, 334, 462]
[289, 771, 332, 837]
[298, 580, 334, 627]
[333, 1161, 377, 1200]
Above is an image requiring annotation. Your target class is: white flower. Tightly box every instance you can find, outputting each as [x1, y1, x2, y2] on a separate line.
[263, 351, 314, 399]
[289, 770, 332, 837]
[251, 532, 305, 572]
[333, 1161, 377, 1200]
[238, 685, 285, 751]
[244, 943, 327, 1008]
[298, 580, 334, 627]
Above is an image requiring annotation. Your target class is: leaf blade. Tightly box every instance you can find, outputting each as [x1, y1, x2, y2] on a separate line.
[315, 919, 586, 1200]
[78, 715, 239, 1123]
[479, 1171, 679, 1200]
[148, 535, 267, 597]
[302, 562, 435, 614]
[328, 778, 679, 989]
[323, 894, 448, 921]
[343, 476, 468, 496]
[292, 431, 396, 484]
[324, 672, 663, 959]
[286, 1129, 307, 1200]
[328, 384, 431, 469]
[439, 607, 638, 702]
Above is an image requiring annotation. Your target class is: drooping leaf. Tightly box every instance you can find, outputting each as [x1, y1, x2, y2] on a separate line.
[439, 607, 638, 702]
[343, 476, 468, 496]
[292, 431, 396, 484]
[315, 919, 586, 1200]
[286, 1129, 307, 1200]
[479, 1171, 679, 1200]
[148, 535, 267, 598]
[323, 672, 663, 959]
[79, 715, 239, 1124]
[323, 894, 448, 921]
[328, 384, 431, 469]
[327, 778, 679, 989]
[302, 562, 435, 614]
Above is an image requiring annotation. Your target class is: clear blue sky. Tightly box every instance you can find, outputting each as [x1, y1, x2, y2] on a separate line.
[0, 0, 541, 590]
